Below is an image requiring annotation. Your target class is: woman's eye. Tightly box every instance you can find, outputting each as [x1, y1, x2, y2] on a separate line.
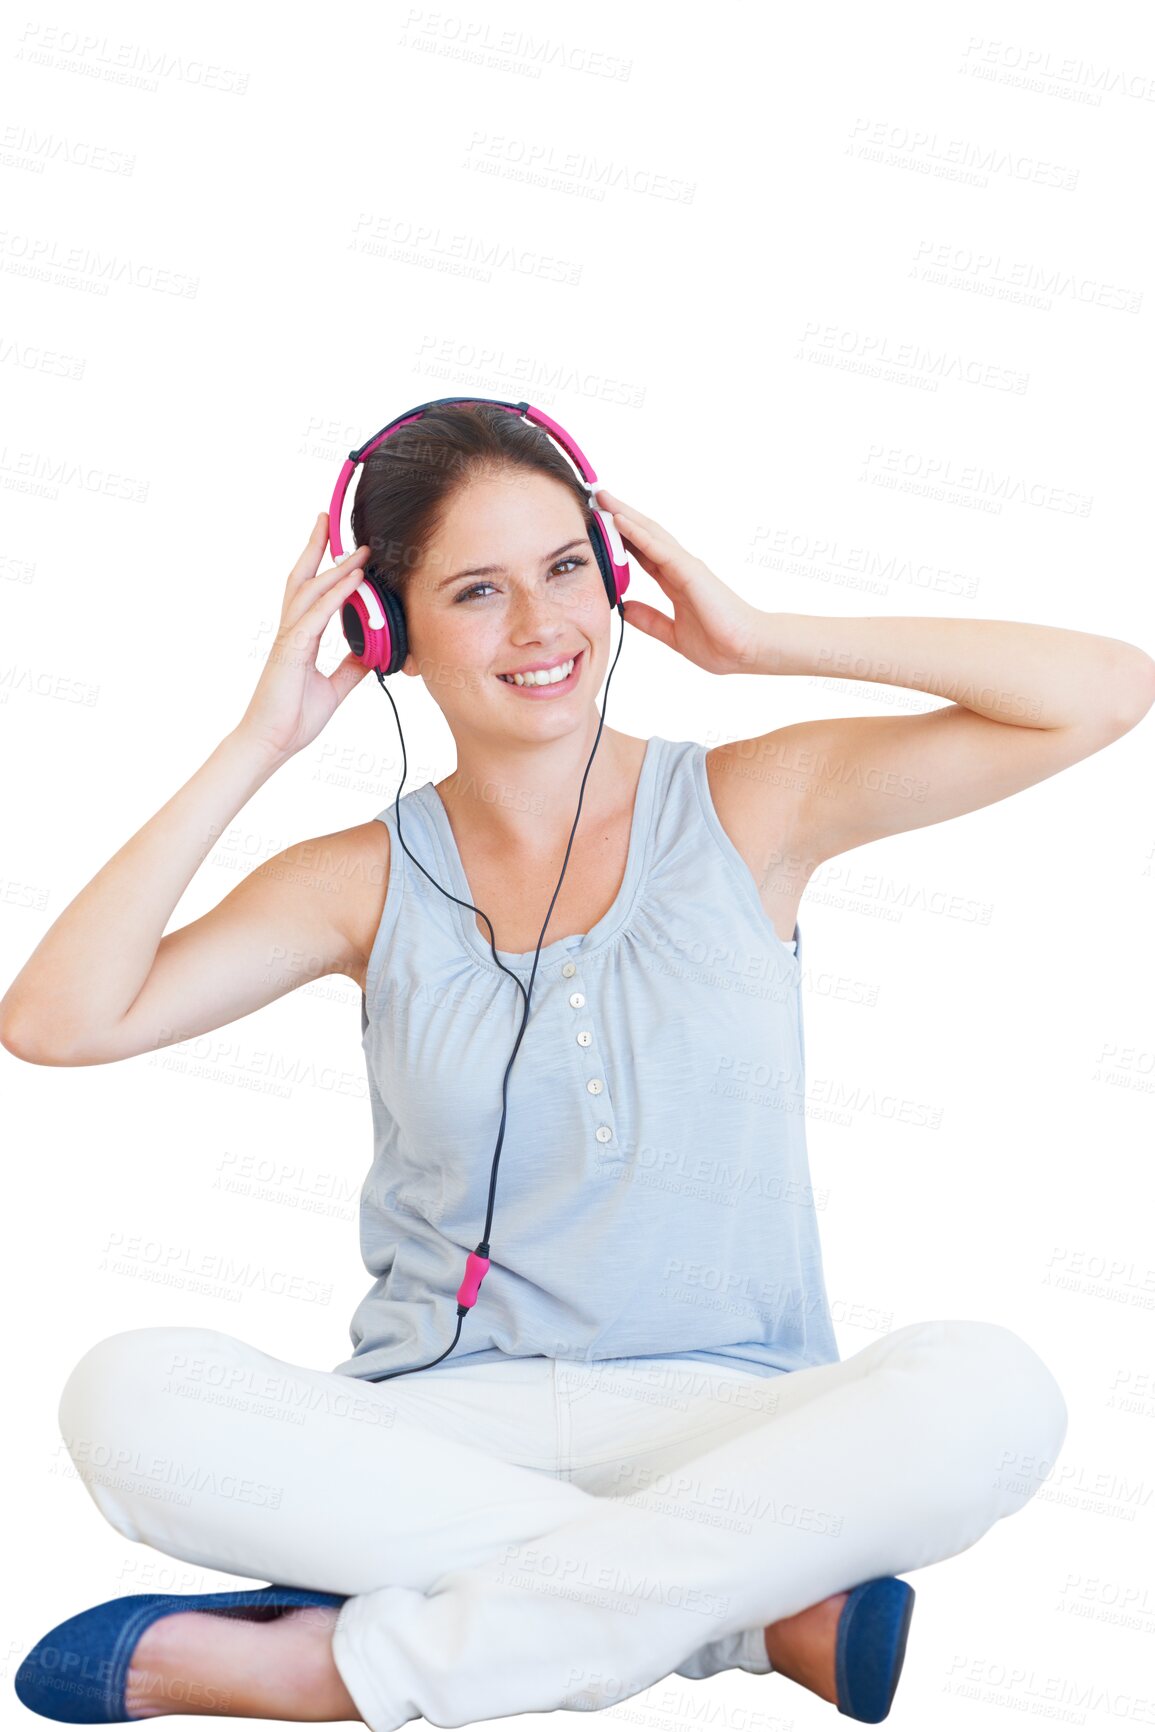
[455, 555, 588, 603]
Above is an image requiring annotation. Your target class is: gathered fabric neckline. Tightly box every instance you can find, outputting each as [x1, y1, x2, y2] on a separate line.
[413, 735, 661, 974]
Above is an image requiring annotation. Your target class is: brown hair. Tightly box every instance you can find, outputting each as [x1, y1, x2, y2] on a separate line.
[349, 401, 596, 605]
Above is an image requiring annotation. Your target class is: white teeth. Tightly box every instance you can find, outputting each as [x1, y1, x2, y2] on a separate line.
[499, 656, 576, 687]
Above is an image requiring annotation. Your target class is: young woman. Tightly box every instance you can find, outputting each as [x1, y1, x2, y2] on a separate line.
[5, 403, 1152, 1728]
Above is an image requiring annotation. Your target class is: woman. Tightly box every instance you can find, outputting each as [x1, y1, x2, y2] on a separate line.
[4, 403, 1152, 1727]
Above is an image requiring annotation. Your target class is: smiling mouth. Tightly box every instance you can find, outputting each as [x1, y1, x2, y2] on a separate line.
[496, 650, 584, 690]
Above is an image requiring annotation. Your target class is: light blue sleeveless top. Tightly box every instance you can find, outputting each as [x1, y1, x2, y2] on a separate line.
[330, 734, 840, 1384]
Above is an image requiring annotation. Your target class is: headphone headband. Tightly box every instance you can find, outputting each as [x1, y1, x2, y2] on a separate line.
[326, 395, 628, 592]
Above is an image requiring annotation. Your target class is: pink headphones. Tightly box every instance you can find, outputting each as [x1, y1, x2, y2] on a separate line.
[326, 396, 631, 676]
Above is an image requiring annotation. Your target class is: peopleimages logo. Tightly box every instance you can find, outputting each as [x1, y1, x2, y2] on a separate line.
[0, 228, 198, 297]
[15, 23, 250, 95]
[397, 11, 632, 81]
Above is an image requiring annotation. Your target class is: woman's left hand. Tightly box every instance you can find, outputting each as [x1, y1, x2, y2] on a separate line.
[594, 489, 765, 676]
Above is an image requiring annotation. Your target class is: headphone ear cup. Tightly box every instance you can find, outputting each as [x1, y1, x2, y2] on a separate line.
[379, 584, 409, 675]
[588, 524, 615, 608]
[588, 511, 630, 607]
[341, 574, 409, 675]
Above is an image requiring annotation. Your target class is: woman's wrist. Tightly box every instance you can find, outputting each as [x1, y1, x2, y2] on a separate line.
[223, 722, 297, 781]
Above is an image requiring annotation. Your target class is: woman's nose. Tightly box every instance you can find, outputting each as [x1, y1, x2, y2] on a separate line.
[508, 598, 568, 638]
[509, 584, 585, 636]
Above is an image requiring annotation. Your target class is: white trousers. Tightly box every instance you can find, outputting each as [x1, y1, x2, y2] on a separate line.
[56, 1319, 1068, 1731]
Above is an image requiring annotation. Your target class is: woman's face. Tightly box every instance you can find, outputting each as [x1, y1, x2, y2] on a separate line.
[401, 467, 611, 742]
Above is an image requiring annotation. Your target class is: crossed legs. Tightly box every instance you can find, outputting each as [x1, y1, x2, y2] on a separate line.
[54, 1319, 1068, 1727]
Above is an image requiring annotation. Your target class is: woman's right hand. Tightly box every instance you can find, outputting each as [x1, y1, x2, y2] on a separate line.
[235, 514, 376, 763]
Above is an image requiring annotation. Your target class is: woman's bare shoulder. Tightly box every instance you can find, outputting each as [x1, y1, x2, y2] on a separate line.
[702, 740, 811, 947]
[313, 816, 390, 996]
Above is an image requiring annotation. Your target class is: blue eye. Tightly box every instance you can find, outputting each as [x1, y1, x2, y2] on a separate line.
[454, 555, 588, 603]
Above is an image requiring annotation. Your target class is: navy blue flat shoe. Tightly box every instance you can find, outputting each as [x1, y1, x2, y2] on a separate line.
[14, 1583, 348, 1724]
[834, 1576, 915, 1722]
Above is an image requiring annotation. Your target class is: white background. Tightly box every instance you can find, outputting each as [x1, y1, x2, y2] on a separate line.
[2, 1, 1153, 1724]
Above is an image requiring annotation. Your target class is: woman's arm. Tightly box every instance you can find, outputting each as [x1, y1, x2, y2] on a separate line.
[0, 514, 375, 1064]
[0, 730, 361, 1065]
[589, 490, 1154, 859]
[750, 613, 1154, 730]
[727, 613, 1154, 862]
